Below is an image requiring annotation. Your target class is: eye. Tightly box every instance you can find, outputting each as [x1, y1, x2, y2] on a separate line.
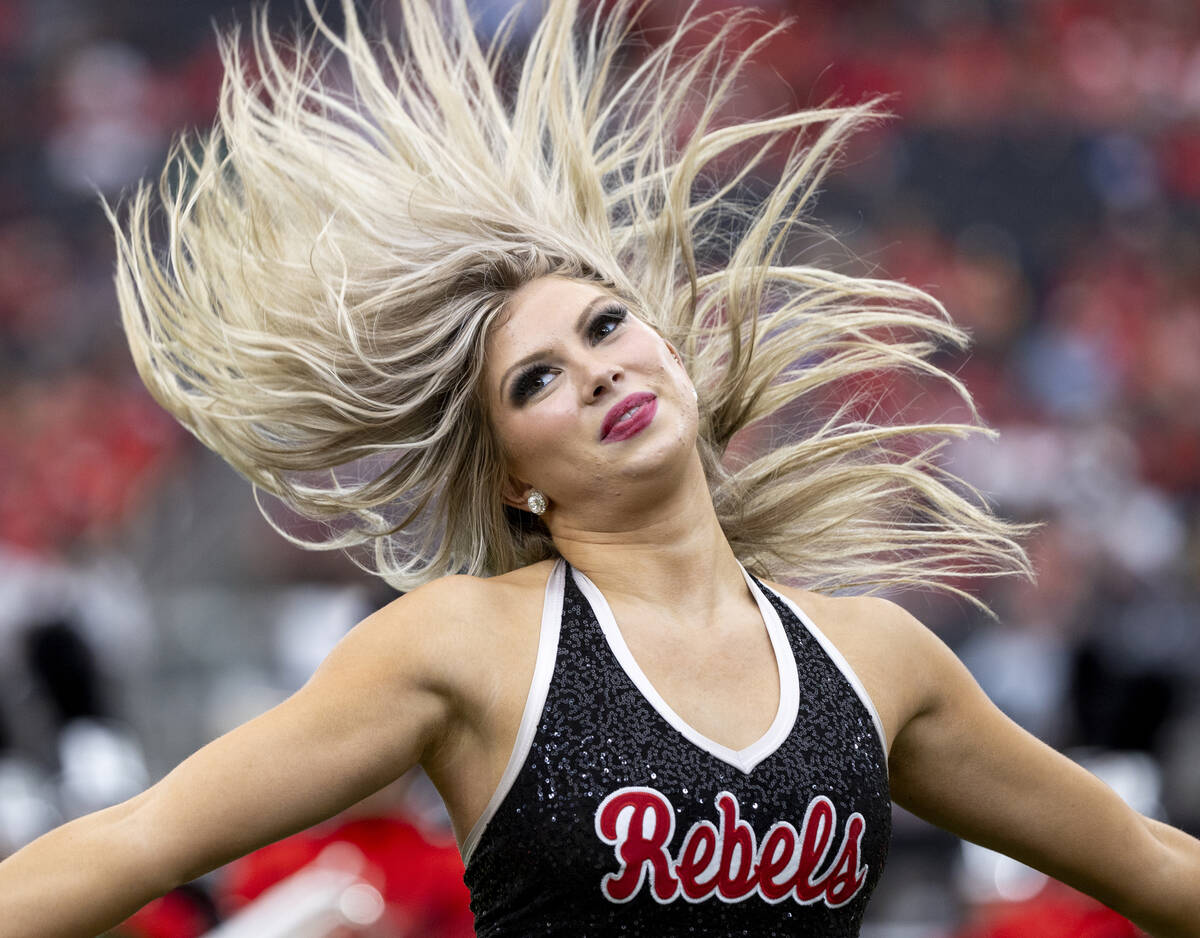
[588, 305, 627, 343]
[510, 365, 557, 405]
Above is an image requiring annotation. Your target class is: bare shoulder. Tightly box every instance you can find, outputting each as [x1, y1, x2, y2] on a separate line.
[763, 582, 937, 664]
[762, 583, 948, 752]
[345, 560, 556, 695]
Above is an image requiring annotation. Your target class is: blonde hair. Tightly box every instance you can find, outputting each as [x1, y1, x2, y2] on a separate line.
[108, 0, 1028, 598]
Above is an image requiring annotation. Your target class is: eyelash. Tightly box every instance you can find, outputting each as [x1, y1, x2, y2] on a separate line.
[587, 305, 627, 342]
[510, 305, 628, 404]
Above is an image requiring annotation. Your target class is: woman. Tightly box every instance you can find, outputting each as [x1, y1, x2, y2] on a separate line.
[1, 1, 1197, 935]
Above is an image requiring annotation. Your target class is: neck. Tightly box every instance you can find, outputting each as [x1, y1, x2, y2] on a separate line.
[545, 451, 747, 613]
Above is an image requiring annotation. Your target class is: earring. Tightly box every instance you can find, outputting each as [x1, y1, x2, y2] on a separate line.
[526, 490, 548, 516]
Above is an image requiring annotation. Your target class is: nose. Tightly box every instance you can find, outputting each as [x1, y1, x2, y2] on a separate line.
[585, 362, 622, 401]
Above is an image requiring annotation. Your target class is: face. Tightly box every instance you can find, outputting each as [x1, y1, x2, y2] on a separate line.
[483, 275, 698, 522]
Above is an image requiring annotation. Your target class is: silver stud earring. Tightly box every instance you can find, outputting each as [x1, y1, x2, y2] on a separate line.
[526, 490, 548, 516]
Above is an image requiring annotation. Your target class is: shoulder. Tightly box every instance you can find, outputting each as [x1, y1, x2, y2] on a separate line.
[343, 560, 557, 690]
[364, 559, 556, 631]
[764, 582, 937, 660]
[762, 582, 953, 750]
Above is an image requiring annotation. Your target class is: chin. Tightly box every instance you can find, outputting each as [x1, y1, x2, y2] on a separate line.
[615, 423, 699, 483]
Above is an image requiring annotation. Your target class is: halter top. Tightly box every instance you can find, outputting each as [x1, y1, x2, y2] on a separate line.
[462, 560, 891, 936]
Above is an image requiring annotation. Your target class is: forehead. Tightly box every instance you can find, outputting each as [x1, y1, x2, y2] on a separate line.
[484, 276, 611, 369]
[495, 275, 610, 337]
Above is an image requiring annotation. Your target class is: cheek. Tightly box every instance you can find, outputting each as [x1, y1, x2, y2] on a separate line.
[492, 399, 582, 476]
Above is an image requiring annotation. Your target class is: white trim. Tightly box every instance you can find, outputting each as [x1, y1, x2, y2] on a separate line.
[766, 587, 889, 765]
[460, 560, 565, 865]
[571, 565, 799, 775]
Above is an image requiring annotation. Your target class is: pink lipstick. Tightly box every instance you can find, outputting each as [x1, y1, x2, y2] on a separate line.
[601, 392, 658, 442]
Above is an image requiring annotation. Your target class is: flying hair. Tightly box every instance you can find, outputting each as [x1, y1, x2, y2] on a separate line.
[107, 0, 1030, 601]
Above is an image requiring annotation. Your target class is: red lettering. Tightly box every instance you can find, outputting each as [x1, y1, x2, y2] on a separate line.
[592, 787, 869, 910]
[823, 814, 868, 907]
[715, 792, 758, 900]
[675, 820, 719, 900]
[756, 822, 799, 901]
[792, 796, 836, 903]
[595, 788, 679, 902]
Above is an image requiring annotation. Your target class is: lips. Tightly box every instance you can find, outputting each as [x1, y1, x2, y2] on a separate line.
[601, 392, 658, 442]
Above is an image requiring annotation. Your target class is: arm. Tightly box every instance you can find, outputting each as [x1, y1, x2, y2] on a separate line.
[0, 581, 460, 938]
[883, 602, 1200, 938]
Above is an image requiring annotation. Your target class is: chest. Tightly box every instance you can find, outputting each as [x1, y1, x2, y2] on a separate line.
[462, 568, 892, 934]
[609, 604, 782, 753]
[548, 570, 888, 782]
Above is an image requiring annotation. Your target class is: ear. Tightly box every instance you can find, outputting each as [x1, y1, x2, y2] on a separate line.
[661, 335, 686, 368]
[661, 335, 700, 403]
[499, 474, 534, 511]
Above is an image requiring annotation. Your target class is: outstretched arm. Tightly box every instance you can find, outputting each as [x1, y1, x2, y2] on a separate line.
[0, 584, 456, 938]
[884, 602, 1200, 938]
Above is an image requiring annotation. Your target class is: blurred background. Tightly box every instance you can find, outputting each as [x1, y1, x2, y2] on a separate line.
[1, 0, 1198, 935]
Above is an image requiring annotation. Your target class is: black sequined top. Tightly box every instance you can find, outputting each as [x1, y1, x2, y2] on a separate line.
[462, 560, 891, 936]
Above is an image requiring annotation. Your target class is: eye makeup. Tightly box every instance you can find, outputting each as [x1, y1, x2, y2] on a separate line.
[586, 304, 627, 343]
[506, 303, 629, 406]
[510, 365, 556, 404]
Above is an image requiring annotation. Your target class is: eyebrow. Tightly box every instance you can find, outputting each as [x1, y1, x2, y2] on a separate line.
[498, 294, 614, 398]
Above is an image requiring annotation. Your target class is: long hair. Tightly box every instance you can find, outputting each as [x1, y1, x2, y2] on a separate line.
[108, 0, 1029, 598]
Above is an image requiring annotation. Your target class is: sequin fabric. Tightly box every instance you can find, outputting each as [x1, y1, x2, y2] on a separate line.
[464, 565, 890, 936]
